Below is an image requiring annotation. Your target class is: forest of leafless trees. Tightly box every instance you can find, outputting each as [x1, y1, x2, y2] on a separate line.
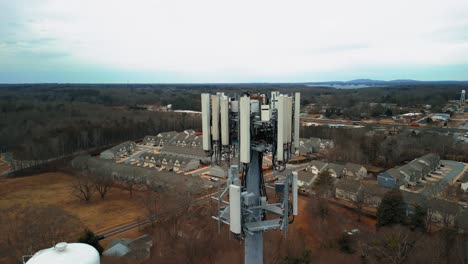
[301, 125, 468, 166]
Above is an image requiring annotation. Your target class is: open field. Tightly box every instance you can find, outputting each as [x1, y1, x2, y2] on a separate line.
[0, 172, 146, 232]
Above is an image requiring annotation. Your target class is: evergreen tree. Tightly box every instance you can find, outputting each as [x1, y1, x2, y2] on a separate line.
[314, 169, 335, 197]
[77, 228, 104, 254]
[411, 205, 427, 231]
[376, 190, 405, 228]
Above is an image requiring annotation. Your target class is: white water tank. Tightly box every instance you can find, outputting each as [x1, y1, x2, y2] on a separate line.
[26, 242, 100, 264]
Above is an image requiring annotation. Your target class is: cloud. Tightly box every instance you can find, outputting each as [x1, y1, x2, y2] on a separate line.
[0, 0, 468, 82]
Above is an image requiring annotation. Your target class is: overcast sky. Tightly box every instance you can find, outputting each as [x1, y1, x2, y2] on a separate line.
[1, 0, 467, 83]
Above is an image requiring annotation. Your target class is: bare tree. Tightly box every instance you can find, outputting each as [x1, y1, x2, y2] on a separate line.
[359, 225, 416, 264]
[141, 184, 160, 227]
[0, 205, 83, 263]
[352, 187, 366, 222]
[71, 168, 95, 202]
[94, 171, 113, 199]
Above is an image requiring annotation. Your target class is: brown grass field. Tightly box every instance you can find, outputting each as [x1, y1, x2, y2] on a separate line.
[1, 172, 377, 263]
[0, 172, 146, 233]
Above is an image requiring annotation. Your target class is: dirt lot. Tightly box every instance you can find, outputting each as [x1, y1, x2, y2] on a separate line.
[0, 172, 146, 232]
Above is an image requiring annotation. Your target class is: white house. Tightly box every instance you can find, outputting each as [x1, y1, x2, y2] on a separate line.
[306, 160, 328, 176]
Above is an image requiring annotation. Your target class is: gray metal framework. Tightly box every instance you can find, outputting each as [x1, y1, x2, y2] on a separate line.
[205, 92, 300, 264]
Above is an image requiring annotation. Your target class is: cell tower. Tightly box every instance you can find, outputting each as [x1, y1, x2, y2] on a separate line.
[201, 91, 301, 264]
[461, 90, 466, 104]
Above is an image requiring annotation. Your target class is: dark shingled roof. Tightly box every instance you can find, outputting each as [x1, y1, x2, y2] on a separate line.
[345, 162, 365, 174]
[297, 170, 314, 183]
[160, 145, 208, 159]
[326, 163, 345, 175]
[362, 183, 390, 197]
[428, 198, 460, 215]
[336, 179, 362, 194]
[309, 160, 328, 171]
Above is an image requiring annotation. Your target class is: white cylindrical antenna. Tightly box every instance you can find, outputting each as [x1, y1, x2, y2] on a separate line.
[220, 95, 230, 146]
[294, 92, 301, 148]
[201, 93, 211, 151]
[229, 184, 242, 234]
[292, 172, 298, 216]
[211, 95, 220, 141]
[240, 95, 251, 163]
[277, 95, 285, 161]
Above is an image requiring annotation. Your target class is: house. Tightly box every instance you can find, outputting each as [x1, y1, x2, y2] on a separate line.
[361, 184, 390, 207]
[305, 160, 328, 175]
[427, 198, 460, 227]
[140, 152, 200, 172]
[296, 137, 335, 155]
[103, 235, 153, 260]
[377, 168, 404, 188]
[154, 131, 178, 147]
[335, 179, 390, 208]
[343, 162, 367, 180]
[377, 153, 440, 188]
[400, 191, 427, 217]
[335, 179, 362, 202]
[297, 170, 316, 190]
[160, 145, 209, 161]
[326, 163, 345, 178]
[142, 136, 158, 146]
[100, 141, 136, 160]
[321, 139, 335, 148]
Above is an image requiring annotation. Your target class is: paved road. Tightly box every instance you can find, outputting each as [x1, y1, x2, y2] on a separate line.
[422, 160, 466, 196]
[301, 116, 467, 134]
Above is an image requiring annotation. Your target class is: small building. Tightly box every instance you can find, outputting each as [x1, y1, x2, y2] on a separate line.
[140, 152, 200, 172]
[305, 160, 328, 176]
[343, 162, 367, 180]
[427, 198, 460, 227]
[361, 184, 390, 207]
[103, 235, 153, 260]
[100, 141, 136, 160]
[154, 131, 178, 147]
[296, 137, 334, 155]
[297, 170, 315, 190]
[142, 136, 158, 146]
[377, 153, 440, 188]
[335, 179, 362, 202]
[326, 163, 345, 178]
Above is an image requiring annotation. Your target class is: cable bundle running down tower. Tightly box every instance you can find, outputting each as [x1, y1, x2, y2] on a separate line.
[202, 91, 301, 264]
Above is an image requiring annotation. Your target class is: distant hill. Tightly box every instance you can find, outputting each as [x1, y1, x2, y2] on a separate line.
[305, 79, 468, 88]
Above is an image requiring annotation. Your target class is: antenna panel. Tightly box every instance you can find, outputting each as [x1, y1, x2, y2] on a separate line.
[240, 95, 251, 163]
[211, 95, 220, 141]
[292, 171, 298, 216]
[294, 93, 301, 148]
[220, 96, 230, 146]
[201, 93, 211, 151]
[229, 184, 242, 234]
[277, 95, 285, 161]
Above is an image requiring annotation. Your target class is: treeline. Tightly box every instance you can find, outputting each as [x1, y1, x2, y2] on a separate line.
[0, 83, 465, 165]
[0, 99, 200, 164]
[1, 83, 464, 112]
